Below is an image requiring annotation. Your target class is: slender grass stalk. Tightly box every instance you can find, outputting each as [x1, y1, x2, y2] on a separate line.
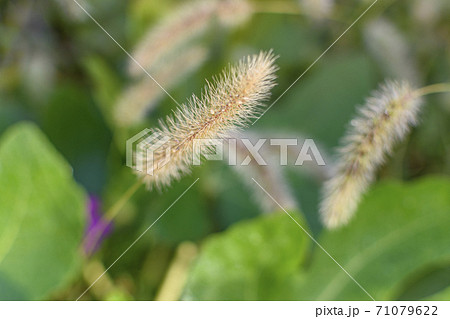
[82, 260, 117, 299]
[155, 242, 198, 301]
[81, 178, 143, 254]
[103, 178, 144, 222]
[414, 83, 450, 97]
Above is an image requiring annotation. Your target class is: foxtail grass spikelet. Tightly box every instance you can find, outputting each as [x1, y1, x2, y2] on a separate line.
[298, 0, 334, 20]
[216, 0, 253, 26]
[115, 46, 208, 127]
[320, 80, 423, 229]
[412, 0, 446, 27]
[137, 51, 278, 188]
[128, 0, 252, 77]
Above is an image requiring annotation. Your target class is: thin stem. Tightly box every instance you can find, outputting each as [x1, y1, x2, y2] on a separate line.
[414, 83, 450, 97]
[252, 1, 346, 23]
[104, 177, 144, 222]
[82, 177, 144, 255]
[155, 242, 198, 301]
[82, 259, 117, 299]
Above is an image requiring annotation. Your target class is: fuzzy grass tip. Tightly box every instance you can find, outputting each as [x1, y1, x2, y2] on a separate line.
[320, 80, 423, 228]
[136, 51, 278, 188]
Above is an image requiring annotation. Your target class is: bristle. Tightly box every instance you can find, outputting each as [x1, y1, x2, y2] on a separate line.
[320, 80, 423, 228]
[136, 51, 278, 189]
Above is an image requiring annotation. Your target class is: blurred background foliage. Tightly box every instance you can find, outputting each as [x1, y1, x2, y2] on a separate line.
[0, 0, 449, 300]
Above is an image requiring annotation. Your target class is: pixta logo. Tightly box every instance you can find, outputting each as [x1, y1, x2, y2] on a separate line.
[127, 129, 326, 174]
[126, 130, 171, 175]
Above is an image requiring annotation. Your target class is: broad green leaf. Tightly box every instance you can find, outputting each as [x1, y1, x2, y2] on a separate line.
[182, 212, 309, 300]
[395, 263, 450, 300]
[425, 286, 450, 301]
[0, 122, 86, 300]
[41, 84, 112, 194]
[295, 177, 450, 300]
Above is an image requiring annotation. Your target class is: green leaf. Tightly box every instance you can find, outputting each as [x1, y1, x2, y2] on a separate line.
[82, 56, 122, 121]
[145, 175, 213, 245]
[295, 177, 450, 300]
[182, 212, 309, 300]
[425, 285, 450, 301]
[41, 84, 112, 194]
[395, 263, 450, 300]
[0, 122, 86, 300]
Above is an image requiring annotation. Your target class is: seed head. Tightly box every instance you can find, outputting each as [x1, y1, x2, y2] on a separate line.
[364, 18, 420, 84]
[136, 51, 278, 188]
[128, 0, 252, 77]
[320, 80, 423, 228]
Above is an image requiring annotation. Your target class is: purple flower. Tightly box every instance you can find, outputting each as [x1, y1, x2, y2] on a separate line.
[83, 195, 113, 255]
